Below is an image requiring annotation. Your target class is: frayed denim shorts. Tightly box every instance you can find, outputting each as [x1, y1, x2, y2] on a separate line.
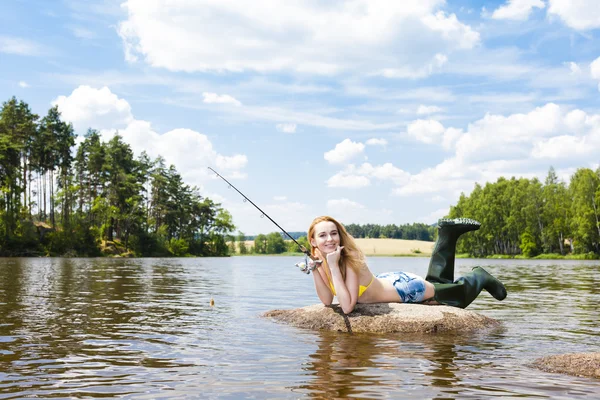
[376, 271, 427, 303]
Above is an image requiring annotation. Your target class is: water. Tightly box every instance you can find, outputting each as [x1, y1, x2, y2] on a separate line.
[0, 256, 598, 399]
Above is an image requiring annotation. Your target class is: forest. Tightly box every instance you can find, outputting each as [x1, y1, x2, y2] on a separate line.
[3, 95, 599, 259]
[0, 96, 235, 257]
[448, 167, 600, 258]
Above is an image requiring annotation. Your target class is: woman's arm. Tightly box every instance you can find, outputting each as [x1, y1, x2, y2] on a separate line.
[326, 246, 358, 314]
[312, 268, 334, 305]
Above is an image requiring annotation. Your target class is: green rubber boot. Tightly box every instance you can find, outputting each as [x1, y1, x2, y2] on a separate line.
[426, 218, 481, 284]
[432, 266, 508, 309]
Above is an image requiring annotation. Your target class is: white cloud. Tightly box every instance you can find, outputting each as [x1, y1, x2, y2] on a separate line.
[202, 92, 242, 106]
[366, 138, 387, 146]
[118, 0, 478, 76]
[274, 196, 287, 201]
[420, 12, 480, 49]
[590, 56, 600, 80]
[407, 119, 462, 149]
[18, 81, 29, 88]
[53, 85, 133, 131]
[0, 36, 43, 56]
[567, 61, 582, 75]
[324, 139, 365, 164]
[326, 162, 410, 189]
[547, 0, 600, 30]
[492, 0, 545, 21]
[357, 163, 410, 185]
[407, 119, 445, 144]
[416, 105, 443, 115]
[276, 123, 297, 133]
[395, 103, 600, 200]
[53, 86, 247, 186]
[531, 135, 592, 159]
[378, 53, 448, 79]
[326, 172, 371, 189]
[327, 198, 365, 210]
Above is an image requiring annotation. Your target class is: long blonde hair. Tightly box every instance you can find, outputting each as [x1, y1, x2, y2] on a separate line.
[308, 216, 366, 280]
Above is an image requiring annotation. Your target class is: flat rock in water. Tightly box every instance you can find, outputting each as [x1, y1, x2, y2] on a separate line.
[263, 303, 499, 333]
[532, 353, 600, 379]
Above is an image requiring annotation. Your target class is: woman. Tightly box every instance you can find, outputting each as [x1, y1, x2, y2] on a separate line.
[308, 216, 507, 314]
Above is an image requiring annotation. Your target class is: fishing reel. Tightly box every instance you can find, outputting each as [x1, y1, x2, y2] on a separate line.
[296, 254, 322, 274]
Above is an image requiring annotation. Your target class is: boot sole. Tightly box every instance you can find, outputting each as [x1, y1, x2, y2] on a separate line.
[438, 218, 481, 228]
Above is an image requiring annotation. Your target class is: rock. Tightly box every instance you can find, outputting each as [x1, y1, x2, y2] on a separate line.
[263, 303, 499, 334]
[532, 352, 600, 379]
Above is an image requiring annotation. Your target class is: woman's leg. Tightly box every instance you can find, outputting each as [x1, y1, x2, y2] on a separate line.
[428, 267, 507, 308]
[426, 218, 481, 284]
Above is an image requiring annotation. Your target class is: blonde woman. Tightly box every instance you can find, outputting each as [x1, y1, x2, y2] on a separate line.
[308, 216, 507, 314]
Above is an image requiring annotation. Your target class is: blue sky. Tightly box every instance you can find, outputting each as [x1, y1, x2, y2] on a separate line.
[2, 0, 600, 235]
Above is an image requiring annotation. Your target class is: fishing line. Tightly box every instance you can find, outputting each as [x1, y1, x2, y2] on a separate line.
[208, 167, 320, 272]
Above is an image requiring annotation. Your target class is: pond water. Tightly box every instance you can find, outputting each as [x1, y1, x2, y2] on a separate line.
[0, 256, 598, 399]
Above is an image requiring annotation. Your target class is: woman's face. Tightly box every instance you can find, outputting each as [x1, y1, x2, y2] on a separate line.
[311, 220, 340, 255]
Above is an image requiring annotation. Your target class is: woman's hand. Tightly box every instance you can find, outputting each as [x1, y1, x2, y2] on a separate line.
[326, 245, 344, 268]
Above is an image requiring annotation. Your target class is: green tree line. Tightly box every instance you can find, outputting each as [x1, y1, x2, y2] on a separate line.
[0, 96, 235, 257]
[448, 167, 600, 258]
[344, 222, 435, 241]
[229, 222, 436, 256]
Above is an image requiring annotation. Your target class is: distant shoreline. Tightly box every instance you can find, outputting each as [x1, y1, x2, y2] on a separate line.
[238, 238, 599, 259]
[240, 238, 434, 257]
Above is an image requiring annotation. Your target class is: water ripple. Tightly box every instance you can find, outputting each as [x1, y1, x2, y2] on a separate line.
[0, 257, 599, 398]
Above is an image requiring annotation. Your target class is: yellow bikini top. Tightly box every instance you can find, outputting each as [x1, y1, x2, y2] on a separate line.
[326, 273, 375, 297]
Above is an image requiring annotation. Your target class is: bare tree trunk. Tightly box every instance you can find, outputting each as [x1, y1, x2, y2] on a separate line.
[559, 232, 564, 255]
[43, 171, 47, 220]
[50, 170, 55, 227]
[592, 194, 600, 239]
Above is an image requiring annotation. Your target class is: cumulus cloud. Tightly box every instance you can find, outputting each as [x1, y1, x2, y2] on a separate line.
[53, 86, 247, 185]
[366, 138, 387, 146]
[326, 162, 410, 189]
[407, 119, 462, 149]
[324, 139, 365, 164]
[18, 81, 29, 88]
[117, 0, 478, 77]
[547, 0, 600, 30]
[395, 103, 600, 199]
[416, 105, 443, 115]
[53, 85, 133, 131]
[492, 0, 545, 21]
[421, 12, 480, 49]
[202, 92, 242, 106]
[276, 123, 297, 133]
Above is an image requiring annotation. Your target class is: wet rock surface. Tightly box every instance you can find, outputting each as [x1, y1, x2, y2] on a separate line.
[263, 303, 499, 334]
[532, 353, 600, 379]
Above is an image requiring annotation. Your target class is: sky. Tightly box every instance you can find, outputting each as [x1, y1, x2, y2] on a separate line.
[1, 0, 600, 235]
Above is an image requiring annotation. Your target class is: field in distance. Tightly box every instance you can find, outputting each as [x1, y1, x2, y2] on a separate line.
[241, 238, 434, 256]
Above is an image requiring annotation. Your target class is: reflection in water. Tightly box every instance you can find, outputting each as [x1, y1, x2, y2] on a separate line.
[297, 330, 505, 399]
[0, 257, 599, 399]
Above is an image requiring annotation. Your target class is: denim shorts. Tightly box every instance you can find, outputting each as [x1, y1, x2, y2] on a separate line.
[376, 271, 427, 303]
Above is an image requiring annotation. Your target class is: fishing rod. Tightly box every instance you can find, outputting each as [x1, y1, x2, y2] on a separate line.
[208, 167, 321, 273]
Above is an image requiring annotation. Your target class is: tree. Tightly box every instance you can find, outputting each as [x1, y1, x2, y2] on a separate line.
[254, 234, 267, 254]
[237, 231, 248, 254]
[266, 232, 286, 254]
[569, 168, 600, 253]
